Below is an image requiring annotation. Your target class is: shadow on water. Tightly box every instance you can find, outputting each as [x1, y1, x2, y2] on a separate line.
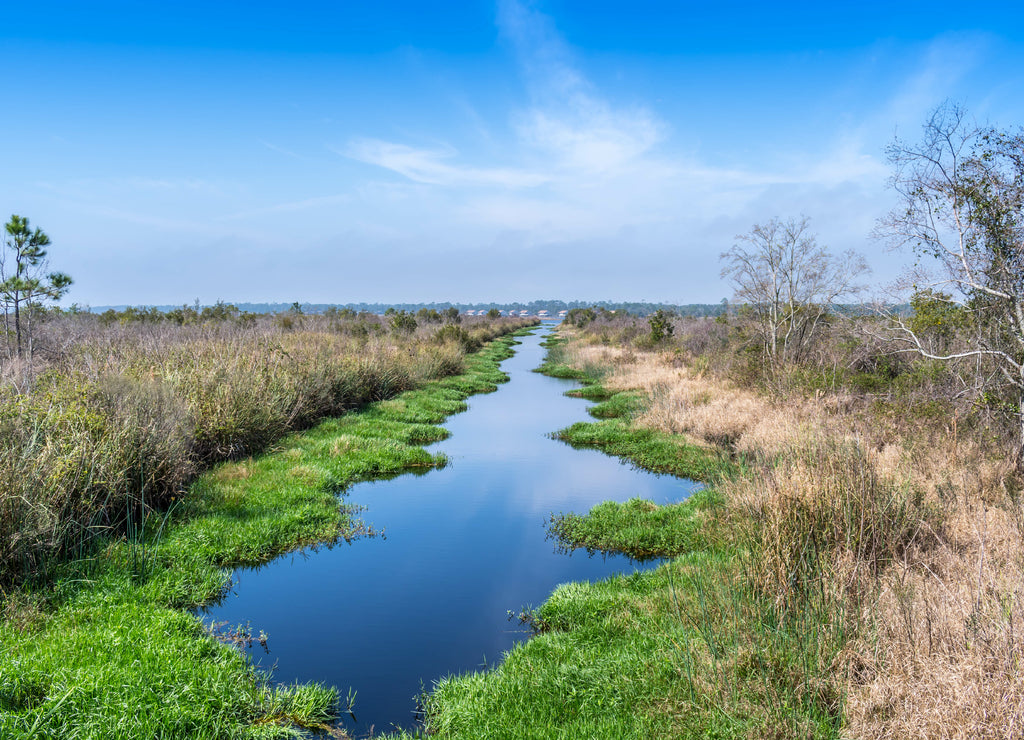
[201, 324, 698, 736]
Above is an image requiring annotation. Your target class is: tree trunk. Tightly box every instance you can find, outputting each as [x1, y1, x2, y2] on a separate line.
[2, 301, 9, 359]
[13, 296, 22, 358]
[26, 301, 33, 362]
[1019, 386, 1024, 475]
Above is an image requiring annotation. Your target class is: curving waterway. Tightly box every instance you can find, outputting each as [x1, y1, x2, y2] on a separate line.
[202, 324, 698, 735]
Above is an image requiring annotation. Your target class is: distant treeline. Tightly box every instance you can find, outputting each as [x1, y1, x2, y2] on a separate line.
[84, 300, 734, 317]
[82, 300, 895, 320]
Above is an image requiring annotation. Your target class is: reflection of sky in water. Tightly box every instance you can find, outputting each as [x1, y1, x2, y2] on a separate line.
[203, 327, 698, 735]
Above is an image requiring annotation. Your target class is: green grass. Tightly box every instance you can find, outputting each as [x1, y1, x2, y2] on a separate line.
[532, 333, 607, 382]
[585, 389, 646, 419]
[555, 419, 731, 481]
[0, 333, 524, 739]
[565, 383, 616, 401]
[548, 491, 722, 561]
[397, 550, 846, 740]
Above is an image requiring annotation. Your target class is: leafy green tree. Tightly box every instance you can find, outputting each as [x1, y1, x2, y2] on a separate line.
[166, 303, 200, 325]
[1, 215, 72, 357]
[486, 308, 501, 319]
[201, 300, 241, 322]
[390, 310, 417, 333]
[906, 290, 968, 354]
[647, 309, 675, 343]
[565, 307, 597, 327]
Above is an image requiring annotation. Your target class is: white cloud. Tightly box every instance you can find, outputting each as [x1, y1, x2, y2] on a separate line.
[515, 105, 663, 175]
[340, 138, 549, 188]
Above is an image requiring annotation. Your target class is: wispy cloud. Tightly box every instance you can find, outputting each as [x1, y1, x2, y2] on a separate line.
[342, 1, 668, 189]
[499, 0, 666, 175]
[515, 104, 664, 175]
[340, 139, 549, 188]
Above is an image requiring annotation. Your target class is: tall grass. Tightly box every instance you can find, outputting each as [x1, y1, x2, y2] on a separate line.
[0, 312, 530, 589]
[544, 317, 1024, 738]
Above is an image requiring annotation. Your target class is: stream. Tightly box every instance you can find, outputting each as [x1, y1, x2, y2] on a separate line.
[202, 324, 698, 735]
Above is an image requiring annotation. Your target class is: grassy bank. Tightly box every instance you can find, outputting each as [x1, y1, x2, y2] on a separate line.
[567, 313, 1024, 737]
[399, 330, 869, 739]
[0, 326, 532, 739]
[402, 319, 1021, 740]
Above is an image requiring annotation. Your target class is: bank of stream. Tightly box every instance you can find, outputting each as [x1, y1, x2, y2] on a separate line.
[203, 325, 699, 735]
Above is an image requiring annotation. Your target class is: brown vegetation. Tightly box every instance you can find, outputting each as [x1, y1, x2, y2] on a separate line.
[559, 309, 1023, 738]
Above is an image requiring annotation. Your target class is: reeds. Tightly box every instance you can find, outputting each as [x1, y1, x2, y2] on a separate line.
[0, 312, 527, 589]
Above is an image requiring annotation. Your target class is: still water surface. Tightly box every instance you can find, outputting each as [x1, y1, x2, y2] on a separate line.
[203, 325, 697, 735]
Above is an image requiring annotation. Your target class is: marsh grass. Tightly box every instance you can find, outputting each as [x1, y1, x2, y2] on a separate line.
[0, 324, 531, 738]
[555, 420, 731, 481]
[0, 314, 530, 590]
[548, 492, 720, 561]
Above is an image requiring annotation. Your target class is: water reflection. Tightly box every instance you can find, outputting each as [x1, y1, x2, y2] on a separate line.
[203, 325, 697, 735]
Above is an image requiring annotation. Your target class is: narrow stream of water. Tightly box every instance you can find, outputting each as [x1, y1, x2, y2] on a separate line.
[202, 325, 697, 735]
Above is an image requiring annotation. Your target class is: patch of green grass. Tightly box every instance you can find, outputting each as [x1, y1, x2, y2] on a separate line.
[0, 596, 337, 739]
[532, 361, 590, 380]
[532, 331, 607, 383]
[548, 491, 721, 561]
[556, 419, 732, 482]
[565, 383, 615, 401]
[0, 332, 525, 739]
[586, 390, 645, 419]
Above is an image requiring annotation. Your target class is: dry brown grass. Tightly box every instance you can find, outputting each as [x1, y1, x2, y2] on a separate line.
[585, 343, 819, 458]
[845, 441, 1024, 740]
[559, 328, 1024, 739]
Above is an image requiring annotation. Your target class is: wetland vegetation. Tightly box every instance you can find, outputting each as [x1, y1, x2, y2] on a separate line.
[2, 296, 1021, 738]
[423, 305, 1017, 740]
[0, 308, 533, 738]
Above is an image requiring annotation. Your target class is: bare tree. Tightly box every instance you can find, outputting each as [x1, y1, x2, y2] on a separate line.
[721, 216, 868, 368]
[876, 102, 1024, 467]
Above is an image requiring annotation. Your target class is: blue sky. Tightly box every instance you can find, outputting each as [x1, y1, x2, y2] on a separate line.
[2, 1, 1023, 306]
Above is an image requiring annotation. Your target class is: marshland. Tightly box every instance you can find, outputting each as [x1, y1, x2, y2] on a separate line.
[4, 283, 1022, 739]
[4, 3, 1024, 737]
[0, 307, 537, 736]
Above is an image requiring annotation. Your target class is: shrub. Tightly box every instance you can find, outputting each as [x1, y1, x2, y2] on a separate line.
[433, 325, 481, 353]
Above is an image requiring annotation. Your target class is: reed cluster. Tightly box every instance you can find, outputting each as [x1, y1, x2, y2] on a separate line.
[0, 311, 529, 589]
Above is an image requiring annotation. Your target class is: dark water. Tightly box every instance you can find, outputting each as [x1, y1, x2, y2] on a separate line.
[202, 325, 697, 736]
